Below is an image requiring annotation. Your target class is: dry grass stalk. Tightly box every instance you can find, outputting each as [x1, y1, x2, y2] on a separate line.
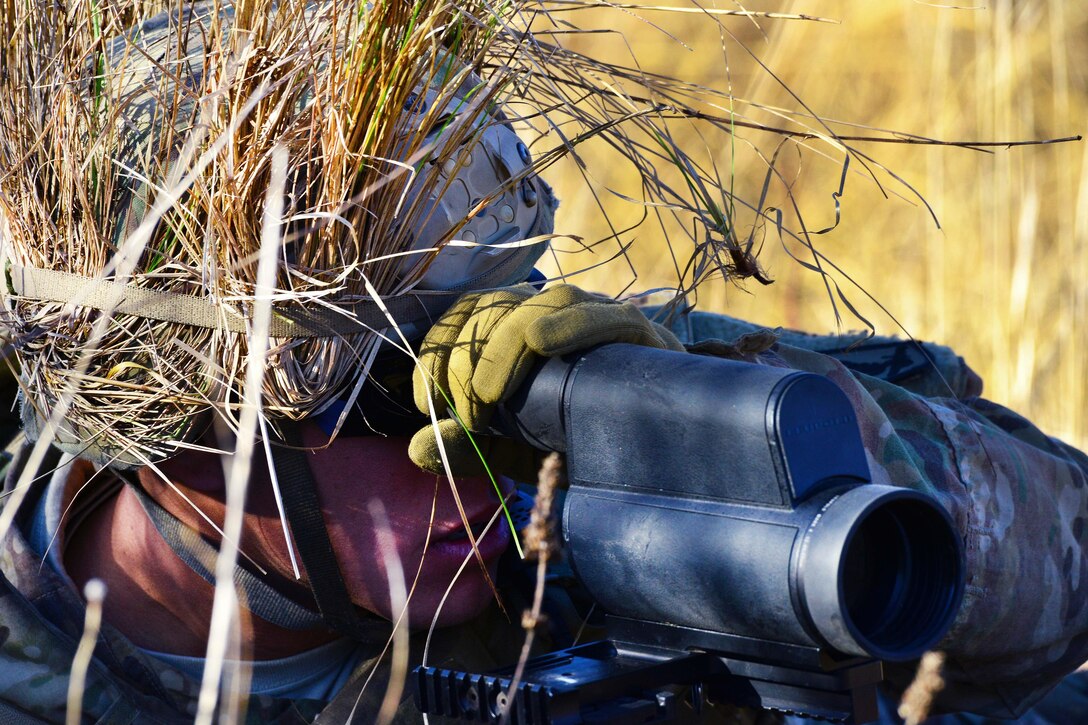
[367, 499, 411, 725]
[195, 141, 288, 725]
[523, 451, 562, 560]
[497, 451, 563, 724]
[898, 650, 947, 725]
[66, 579, 107, 725]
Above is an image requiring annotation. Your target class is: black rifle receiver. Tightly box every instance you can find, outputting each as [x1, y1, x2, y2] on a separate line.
[414, 344, 966, 724]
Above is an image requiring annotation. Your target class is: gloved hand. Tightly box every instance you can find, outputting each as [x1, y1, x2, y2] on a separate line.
[409, 284, 684, 478]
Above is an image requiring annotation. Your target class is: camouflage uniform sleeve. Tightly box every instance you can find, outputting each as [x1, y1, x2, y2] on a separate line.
[657, 310, 1088, 717]
[769, 341, 1088, 718]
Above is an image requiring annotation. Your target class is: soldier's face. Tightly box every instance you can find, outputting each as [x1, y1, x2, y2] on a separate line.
[272, 423, 514, 627]
[153, 422, 513, 629]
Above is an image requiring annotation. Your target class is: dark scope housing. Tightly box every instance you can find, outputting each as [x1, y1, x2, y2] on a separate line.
[498, 343, 965, 663]
[416, 343, 966, 725]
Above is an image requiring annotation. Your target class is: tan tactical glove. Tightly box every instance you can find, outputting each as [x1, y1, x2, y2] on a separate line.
[409, 284, 684, 478]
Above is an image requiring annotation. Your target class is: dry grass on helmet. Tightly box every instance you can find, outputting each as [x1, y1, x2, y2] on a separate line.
[0, 0, 893, 466]
[0, 0, 508, 464]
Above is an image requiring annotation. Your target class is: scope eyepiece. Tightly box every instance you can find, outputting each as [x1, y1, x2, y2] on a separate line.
[797, 486, 964, 661]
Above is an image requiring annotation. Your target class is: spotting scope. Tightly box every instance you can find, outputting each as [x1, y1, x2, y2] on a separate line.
[415, 343, 965, 724]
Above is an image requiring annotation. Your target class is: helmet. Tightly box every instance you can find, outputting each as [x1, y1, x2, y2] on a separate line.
[1, 1, 555, 468]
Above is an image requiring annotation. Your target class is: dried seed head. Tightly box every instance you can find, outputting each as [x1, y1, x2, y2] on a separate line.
[523, 452, 563, 560]
[898, 651, 946, 725]
[521, 610, 549, 632]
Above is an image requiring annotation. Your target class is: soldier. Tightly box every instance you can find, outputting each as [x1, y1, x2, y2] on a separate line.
[1, 2, 1086, 724]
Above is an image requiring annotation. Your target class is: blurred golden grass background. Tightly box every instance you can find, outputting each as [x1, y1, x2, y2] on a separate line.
[537, 1, 1087, 450]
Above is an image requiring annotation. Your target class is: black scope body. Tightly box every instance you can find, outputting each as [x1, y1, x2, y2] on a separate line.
[494, 343, 965, 663]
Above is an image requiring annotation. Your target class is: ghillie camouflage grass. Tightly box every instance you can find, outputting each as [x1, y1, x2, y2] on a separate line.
[2, 0, 498, 465]
[0, 0, 823, 470]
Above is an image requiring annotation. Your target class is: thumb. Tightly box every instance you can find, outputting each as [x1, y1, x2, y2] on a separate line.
[409, 419, 547, 481]
[409, 419, 480, 475]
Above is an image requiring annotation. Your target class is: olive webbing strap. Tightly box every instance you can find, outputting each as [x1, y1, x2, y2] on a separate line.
[7, 264, 461, 337]
[126, 483, 325, 631]
[269, 421, 391, 643]
[6, 261, 545, 338]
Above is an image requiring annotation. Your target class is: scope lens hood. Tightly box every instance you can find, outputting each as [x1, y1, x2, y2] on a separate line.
[795, 485, 965, 661]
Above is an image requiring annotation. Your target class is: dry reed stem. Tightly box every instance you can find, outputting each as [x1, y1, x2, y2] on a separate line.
[368, 499, 410, 725]
[898, 650, 947, 725]
[66, 579, 106, 725]
[499, 451, 563, 725]
[217, 598, 248, 725]
[523, 451, 562, 560]
[345, 479, 440, 717]
[195, 143, 288, 725]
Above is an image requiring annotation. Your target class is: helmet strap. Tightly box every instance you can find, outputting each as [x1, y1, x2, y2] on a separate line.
[269, 421, 393, 643]
[127, 481, 325, 631]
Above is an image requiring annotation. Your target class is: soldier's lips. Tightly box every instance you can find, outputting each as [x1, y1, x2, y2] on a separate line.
[442, 519, 489, 542]
[423, 475, 516, 565]
[428, 514, 512, 563]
